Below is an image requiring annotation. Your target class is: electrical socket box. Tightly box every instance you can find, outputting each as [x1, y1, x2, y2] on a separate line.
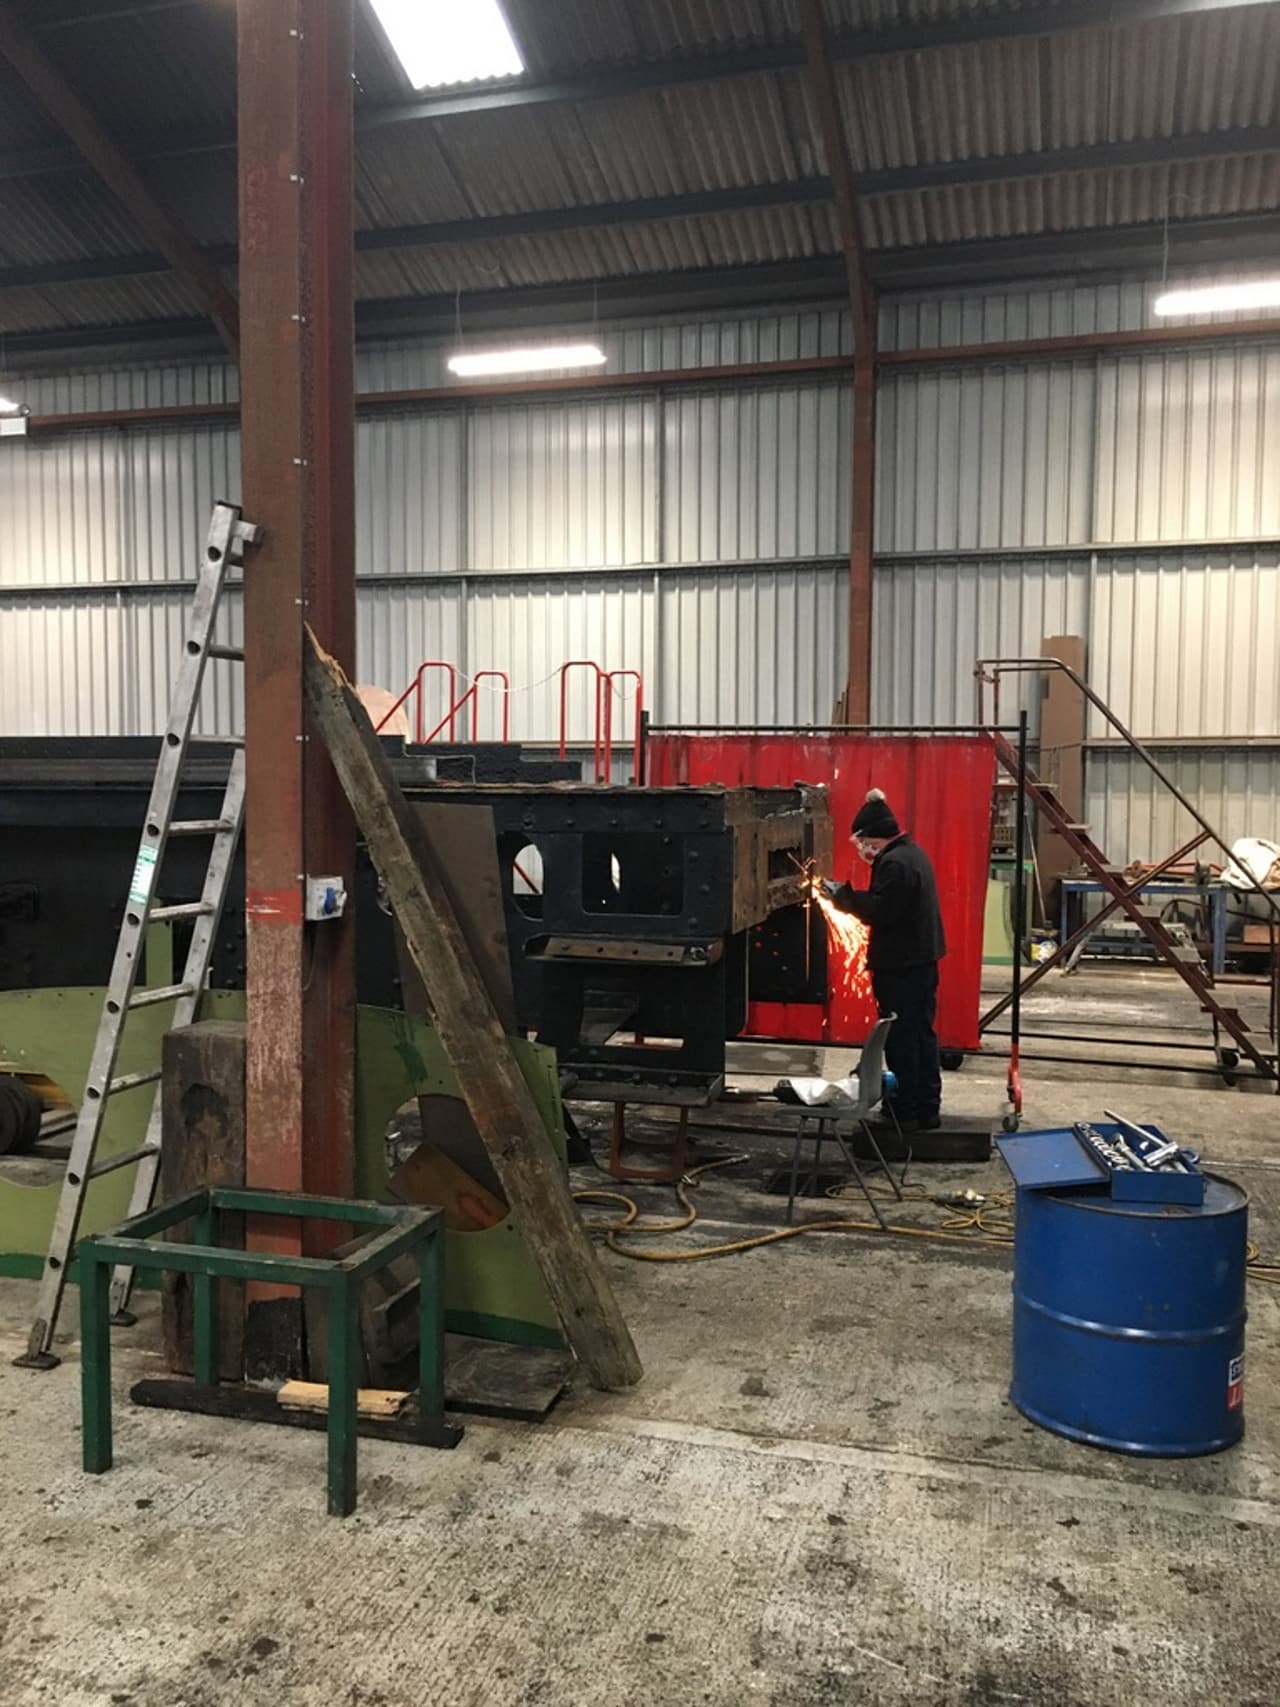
[304, 876, 347, 921]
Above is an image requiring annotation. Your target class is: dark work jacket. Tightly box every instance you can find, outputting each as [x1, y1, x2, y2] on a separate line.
[833, 834, 946, 973]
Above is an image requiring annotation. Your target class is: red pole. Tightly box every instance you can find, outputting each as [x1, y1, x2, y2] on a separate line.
[559, 660, 606, 780]
[239, 0, 356, 1376]
[604, 670, 644, 784]
[471, 670, 511, 742]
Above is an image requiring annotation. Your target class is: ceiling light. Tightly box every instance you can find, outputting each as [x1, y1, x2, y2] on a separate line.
[1153, 279, 1280, 317]
[448, 344, 608, 379]
[0, 395, 24, 414]
[369, 0, 523, 90]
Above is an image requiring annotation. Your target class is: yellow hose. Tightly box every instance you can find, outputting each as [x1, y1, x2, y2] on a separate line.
[575, 1161, 1279, 1277]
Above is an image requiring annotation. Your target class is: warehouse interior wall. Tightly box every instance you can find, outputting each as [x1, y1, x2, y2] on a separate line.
[1, 272, 1277, 864]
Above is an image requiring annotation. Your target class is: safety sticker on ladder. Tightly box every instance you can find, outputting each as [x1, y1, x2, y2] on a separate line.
[128, 844, 158, 908]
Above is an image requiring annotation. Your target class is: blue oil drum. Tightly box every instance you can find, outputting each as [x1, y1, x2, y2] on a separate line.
[1011, 1175, 1248, 1456]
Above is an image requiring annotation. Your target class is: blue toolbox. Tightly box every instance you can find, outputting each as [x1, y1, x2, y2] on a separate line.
[997, 1111, 1204, 1205]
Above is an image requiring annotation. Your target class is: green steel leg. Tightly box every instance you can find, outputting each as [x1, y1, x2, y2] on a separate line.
[80, 1249, 113, 1474]
[327, 1277, 359, 1518]
[192, 1203, 218, 1387]
[416, 1226, 445, 1441]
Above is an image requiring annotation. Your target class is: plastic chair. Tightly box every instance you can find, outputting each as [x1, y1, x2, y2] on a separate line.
[783, 1015, 905, 1229]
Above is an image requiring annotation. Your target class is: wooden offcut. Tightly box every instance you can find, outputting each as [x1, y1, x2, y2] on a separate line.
[1036, 634, 1088, 905]
[303, 627, 642, 1392]
[279, 1380, 409, 1420]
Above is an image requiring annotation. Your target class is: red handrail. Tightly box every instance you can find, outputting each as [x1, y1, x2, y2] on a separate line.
[470, 669, 511, 741]
[373, 659, 459, 742]
[602, 669, 645, 785]
[558, 660, 606, 782]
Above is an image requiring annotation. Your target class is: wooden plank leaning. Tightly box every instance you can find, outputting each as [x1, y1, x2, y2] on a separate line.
[302, 626, 642, 1392]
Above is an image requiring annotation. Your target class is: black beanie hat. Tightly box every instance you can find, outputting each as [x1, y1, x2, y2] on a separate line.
[851, 788, 900, 839]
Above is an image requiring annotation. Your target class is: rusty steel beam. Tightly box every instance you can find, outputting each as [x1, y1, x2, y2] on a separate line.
[798, 0, 875, 722]
[18, 310, 1280, 439]
[238, 0, 357, 1376]
[0, 0, 239, 360]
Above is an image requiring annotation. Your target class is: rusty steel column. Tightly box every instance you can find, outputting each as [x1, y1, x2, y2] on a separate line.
[238, 0, 357, 1375]
[848, 349, 875, 723]
[798, 0, 877, 722]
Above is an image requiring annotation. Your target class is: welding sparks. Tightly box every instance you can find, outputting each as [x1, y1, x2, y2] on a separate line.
[791, 855, 875, 1006]
[812, 885, 874, 1006]
[791, 856, 874, 1008]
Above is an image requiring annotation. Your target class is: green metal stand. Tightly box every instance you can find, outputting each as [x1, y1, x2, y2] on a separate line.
[77, 1187, 457, 1516]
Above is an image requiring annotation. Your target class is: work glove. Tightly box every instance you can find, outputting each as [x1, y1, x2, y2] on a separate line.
[819, 878, 841, 900]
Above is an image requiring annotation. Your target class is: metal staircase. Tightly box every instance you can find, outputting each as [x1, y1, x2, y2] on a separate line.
[978, 657, 1280, 1086]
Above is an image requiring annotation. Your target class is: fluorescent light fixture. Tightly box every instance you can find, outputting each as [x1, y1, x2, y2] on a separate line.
[1153, 278, 1280, 317]
[370, 0, 524, 90]
[448, 343, 608, 378]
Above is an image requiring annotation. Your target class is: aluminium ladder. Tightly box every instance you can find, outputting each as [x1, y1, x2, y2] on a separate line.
[16, 502, 261, 1370]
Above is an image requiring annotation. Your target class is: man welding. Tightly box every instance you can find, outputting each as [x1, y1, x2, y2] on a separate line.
[823, 788, 946, 1133]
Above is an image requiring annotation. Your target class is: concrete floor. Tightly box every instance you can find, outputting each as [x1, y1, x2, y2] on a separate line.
[2, 965, 1279, 1706]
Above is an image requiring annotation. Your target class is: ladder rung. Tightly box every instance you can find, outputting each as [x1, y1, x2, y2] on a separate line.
[202, 734, 244, 747]
[88, 1144, 160, 1181]
[108, 1068, 163, 1095]
[170, 819, 234, 835]
[149, 902, 213, 922]
[207, 644, 244, 662]
[1063, 822, 1091, 833]
[128, 983, 194, 1010]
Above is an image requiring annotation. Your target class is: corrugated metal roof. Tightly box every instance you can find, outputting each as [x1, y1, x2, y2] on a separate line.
[0, 174, 150, 267]
[18, 272, 205, 332]
[861, 155, 1280, 249]
[40, 2, 237, 136]
[0, 0, 1274, 349]
[501, 0, 1046, 77]
[355, 202, 834, 299]
[0, 60, 65, 151]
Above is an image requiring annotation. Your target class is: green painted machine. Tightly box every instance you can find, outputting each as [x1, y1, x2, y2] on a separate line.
[0, 988, 565, 1351]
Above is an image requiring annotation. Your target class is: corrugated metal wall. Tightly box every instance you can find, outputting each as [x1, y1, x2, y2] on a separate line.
[2, 279, 1279, 861]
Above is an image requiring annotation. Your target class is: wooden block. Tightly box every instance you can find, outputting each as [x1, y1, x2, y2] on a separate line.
[389, 1140, 508, 1232]
[278, 1379, 410, 1420]
[161, 1020, 246, 1381]
[443, 1332, 572, 1421]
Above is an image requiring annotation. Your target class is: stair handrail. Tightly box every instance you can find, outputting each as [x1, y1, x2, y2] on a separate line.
[975, 654, 1280, 927]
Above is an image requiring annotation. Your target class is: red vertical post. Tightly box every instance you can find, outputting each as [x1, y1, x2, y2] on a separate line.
[798, 0, 877, 723]
[238, 0, 357, 1375]
[848, 348, 875, 723]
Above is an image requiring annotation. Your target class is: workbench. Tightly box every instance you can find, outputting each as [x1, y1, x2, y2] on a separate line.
[1060, 880, 1228, 974]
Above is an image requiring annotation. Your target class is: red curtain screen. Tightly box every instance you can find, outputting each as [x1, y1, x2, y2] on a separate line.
[647, 734, 995, 1051]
